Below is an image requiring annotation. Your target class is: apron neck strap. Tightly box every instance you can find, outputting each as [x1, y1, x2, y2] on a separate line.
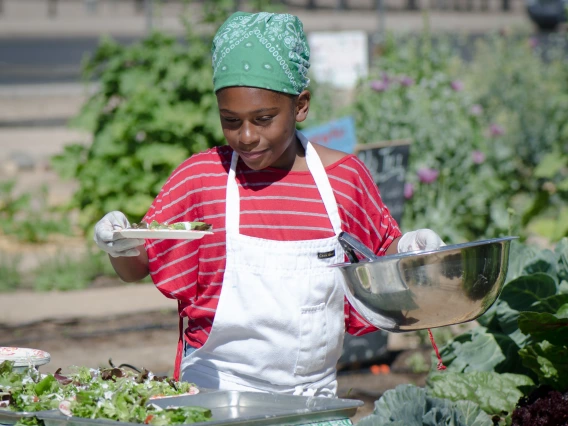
[226, 151, 240, 234]
[298, 132, 342, 236]
[226, 131, 342, 235]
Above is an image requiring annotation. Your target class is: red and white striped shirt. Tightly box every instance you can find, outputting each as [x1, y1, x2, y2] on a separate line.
[144, 145, 401, 348]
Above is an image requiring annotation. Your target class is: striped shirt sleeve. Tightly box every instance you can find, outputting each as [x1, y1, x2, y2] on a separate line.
[143, 157, 201, 301]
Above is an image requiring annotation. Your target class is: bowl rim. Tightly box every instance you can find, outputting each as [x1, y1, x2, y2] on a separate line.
[330, 235, 519, 268]
[0, 346, 51, 367]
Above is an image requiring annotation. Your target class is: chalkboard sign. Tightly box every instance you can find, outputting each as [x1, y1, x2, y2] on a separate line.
[354, 140, 411, 226]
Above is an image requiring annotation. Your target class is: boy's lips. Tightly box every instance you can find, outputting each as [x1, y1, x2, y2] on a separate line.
[239, 149, 267, 161]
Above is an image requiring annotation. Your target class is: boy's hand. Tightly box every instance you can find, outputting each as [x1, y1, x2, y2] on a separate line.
[94, 211, 145, 257]
[398, 229, 446, 253]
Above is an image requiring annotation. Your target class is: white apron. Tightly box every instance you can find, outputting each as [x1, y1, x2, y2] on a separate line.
[181, 134, 346, 397]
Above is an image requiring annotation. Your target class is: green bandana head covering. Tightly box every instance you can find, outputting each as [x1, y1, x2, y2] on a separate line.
[211, 12, 310, 95]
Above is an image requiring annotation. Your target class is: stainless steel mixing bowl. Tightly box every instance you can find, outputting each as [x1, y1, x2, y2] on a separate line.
[332, 233, 518, 332]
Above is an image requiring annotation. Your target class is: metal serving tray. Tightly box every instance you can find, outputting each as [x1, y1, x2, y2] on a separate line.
[0, 409, 54, 425]
[36, 391, 363, 426]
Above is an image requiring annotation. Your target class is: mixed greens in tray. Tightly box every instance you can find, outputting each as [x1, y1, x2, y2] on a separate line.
[131, 221, 212, 232]
[0, 361, 211, 425]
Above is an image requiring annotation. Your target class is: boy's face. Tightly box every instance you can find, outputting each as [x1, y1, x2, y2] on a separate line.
[216, 87, 309, 171]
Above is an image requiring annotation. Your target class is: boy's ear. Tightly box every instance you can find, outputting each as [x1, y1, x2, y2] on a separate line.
[295, 90, 311, 123]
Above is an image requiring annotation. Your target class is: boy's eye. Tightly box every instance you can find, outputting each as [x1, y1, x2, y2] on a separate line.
[222, 117, 239, 123]
[257, 116, 273, 122]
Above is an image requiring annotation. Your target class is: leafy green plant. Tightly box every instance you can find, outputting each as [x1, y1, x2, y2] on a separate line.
[51, 1, 284, 233]
[405, 352, 430, 374]
[357, 383, 494, 426]
[51, 29, 225, 232]
[340, 30, 568, 245]
[0, 252, 22, 292]
[346, 33, 517, 242]
[465, 33, 568, 243]
[434, 239, 568, 382]
[427, 371, 534, 420]
[0, 181, 73, 243]
[414, 239, 568, 423]
[32, 247, 138, 292]
[363, 239, 567, 425]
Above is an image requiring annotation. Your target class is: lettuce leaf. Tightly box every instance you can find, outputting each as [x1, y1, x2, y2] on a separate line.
[427, 371, 534, 419]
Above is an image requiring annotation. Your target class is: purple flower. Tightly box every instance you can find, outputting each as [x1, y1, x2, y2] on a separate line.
[381, 72, 393, 85]
[417, 168, 439, 184]
[450, 80, 464, 92]
[488, 123, 505, 137]
[529, 37, 538, 49]
[470, 104, 483, 116]
[471, 150, 486, 164]
[404, 183, 414, 199]
[370, 80, 388, 92]
[399, 76, 415, 87]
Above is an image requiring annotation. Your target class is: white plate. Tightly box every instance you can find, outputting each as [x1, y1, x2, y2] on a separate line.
[0, 346, 51, 368]
[114, 229, 214, 240]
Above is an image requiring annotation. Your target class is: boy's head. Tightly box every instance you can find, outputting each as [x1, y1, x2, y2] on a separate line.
[212, 12, 312, 171]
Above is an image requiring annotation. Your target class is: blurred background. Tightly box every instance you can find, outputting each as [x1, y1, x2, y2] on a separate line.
[0, 0, 567, 421]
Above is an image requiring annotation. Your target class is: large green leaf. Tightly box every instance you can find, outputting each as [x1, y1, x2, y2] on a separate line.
[91, 122, 129, 157]
[494, 301, 530, 347]
[518, 307, 568, 345]
[68, 94, 106, 132]
[358, 384, 425, 426]
[118, 68, 157, 98]
[453, 400, 496, 426]
[504, 241, 560, 284]
[434, 327, 506, 373]
[499, 273, 557, 311]
[534, 151, 567, 179]
[134, 144, 189, 172]
[427, 371, 534, 418]
[534, 293, 568, 314]
[50, 144, 88, 180]
[556, 238, 568, 282]
[492, 332, 535, 378]
[519, 341, 568, 391]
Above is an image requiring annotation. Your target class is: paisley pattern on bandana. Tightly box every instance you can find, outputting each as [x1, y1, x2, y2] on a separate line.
[212, 12, 310, 95]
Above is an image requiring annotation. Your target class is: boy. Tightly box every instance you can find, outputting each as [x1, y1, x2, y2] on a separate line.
[94, 11, 444, 397]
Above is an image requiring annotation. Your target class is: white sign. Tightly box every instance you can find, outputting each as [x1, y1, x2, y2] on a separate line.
[308, 31, 368, 89]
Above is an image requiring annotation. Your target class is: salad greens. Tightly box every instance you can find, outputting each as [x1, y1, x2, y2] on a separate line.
[0, 361, 211, 425]
[132, 220, 212, 231]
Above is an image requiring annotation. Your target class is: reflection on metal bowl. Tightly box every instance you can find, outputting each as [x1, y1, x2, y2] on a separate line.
[331, 236, 518, 332]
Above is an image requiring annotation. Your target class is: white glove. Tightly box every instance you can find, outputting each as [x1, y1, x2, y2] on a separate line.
[94, 211, 145, 257]
[397, 229, 446, 253]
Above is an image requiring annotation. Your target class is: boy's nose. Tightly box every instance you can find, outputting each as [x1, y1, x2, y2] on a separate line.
[239, 121, 259, 145]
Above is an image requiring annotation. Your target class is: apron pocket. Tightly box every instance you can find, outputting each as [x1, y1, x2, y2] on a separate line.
[294, 303, 328, 376]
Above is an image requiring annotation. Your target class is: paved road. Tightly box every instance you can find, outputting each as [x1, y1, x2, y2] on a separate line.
[0, 0, 532, 84]
[0, 36, 141, 84]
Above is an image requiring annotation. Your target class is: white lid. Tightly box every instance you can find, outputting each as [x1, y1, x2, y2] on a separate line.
[0, 347, 51, 368]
